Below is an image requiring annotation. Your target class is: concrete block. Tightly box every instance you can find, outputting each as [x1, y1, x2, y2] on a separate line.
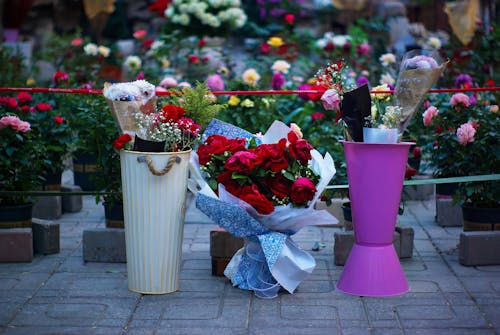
[334, 231, 401, 266]
[83, 228, 126, 263]
[459, 231, 500, 266]
[402, 175, 434, 201]
[32, 196, 62, 220]
[395, 225, 414, 258]
[436, 198, 463, 227]
[61, 184, 83, 213]
[210, 228, 244, 258]
[32, 218, 60, 255]
[0, 228, 33, 262]
[314, 199, 346, 227]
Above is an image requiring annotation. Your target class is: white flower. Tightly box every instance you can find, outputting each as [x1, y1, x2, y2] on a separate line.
[98, 45, 110, 57]
[124, 55, 142, 69]
[83, 43, 98, 56]
[165, 7, 175, 17]
[427, 36, 442, 50]
[379, 53, 396, 66]
[271, 60, 291, 74]
[242, 68, 260, 86]
[332, 35, 350, 47]
[380, 73, 395, 86]
[172, 13, 190, 25]
[315, 38, 328, 49]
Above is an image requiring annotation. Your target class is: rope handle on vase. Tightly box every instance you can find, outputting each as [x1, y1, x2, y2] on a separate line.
[137, 155, 181, 176]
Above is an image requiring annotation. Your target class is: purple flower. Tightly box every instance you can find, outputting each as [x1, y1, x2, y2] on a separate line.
[206, 74, 225, 91]
[454, 74, 473, 88]
[136, 72, 145, 80]
[271, 72, 286, 90]
[298, 83, 312, 101]
[356, 76, 370, 87]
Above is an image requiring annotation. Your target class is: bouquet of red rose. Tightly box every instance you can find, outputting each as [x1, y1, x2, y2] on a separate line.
[191, 119, 337, 298]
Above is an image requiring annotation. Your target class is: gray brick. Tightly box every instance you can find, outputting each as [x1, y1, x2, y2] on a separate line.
[459, 231, 500, 266]
[61, 184, 83, 213]
[402, 175, 434, 201]
[32, 196, 62, 220]
[0, 228, 33, 262]
[32, 218, 60, 255]
[436, 198, 463, 227]
[334, 231, 401, 266]
[395, 225, 414, 258]
[82, 228, 126, 263]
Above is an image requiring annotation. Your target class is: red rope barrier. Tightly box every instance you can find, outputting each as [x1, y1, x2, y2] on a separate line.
[0, 86, 498, 95]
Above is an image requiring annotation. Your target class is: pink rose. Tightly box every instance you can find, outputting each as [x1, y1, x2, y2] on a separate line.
[133, 30, 147, 40]
[225, 151, 258, 174]
[160, 76, 178, 88]
[422, 106, 438, 126]
[0, 115, 31, 132]
[320, 89, 341, 111]
[450, 93, 471, 108]
[456, 122, 476, 146]
[356, 43, 371, 55]
[71, 37, 83, 46]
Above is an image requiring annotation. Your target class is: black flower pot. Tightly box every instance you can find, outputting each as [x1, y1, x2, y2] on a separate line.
[104, 202, 124, 228]
[0, 202, 33, 228]
[462, 205, 500, 231]
[133, 135, 166, 153]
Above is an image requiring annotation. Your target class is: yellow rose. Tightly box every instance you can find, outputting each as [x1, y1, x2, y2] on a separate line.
[26, 77, 36, 86]
[267, 36, 284, 48]
[370, 84, 391, 102]
[242, 68, 260, 86]
[228, 95, 240, 106]
[240, 99, 255, 108]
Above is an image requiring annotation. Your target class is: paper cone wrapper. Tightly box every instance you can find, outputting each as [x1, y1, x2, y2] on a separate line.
[105, 96, 158, 135]
[394, 62, 447, 133]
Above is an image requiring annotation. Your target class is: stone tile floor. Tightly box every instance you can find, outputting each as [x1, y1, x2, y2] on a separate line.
[0, 196, 499, 335]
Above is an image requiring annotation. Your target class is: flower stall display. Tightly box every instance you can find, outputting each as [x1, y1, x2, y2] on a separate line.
[190, 119, 338, 298]
[105, 80, 225, 294]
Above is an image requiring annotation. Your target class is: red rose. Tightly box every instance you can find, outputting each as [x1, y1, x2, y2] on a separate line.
[324, 42, 334, 52]
[161, 104, 186, 122]
[17, 92, 32, 103]
[216, 170, 244, 196]
[35, 103, 52, 112]
[412, 146, 421, 159]
[7, 97, 18, 109]
[224, 151, 258, 174]
[254, 139, 288, 173]
[188, 55, 199, 63]
[405, 166, 417, 180]
[197, 135, 246, 165]
[307, 84, 327, 102]
[263, 174, 293, 199]
[290, 177, 316, 205]
[198, 39, 206, 47]
[288, 131, 312, 165]
[284, 13, 295, 24]
[239, 184, 275, 215]
[53, 71, 69, 86]
[113, 134, 133, 150]
[259, 43, 271, 54]
[142, 39, 154, 49]
[311, 112, 325, 121]
[20, 105, 30, 112]
[53, 116, 64, 124]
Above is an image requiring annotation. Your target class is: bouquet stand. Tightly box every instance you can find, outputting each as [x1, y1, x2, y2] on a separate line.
[120, 149, 190, 294]
[336, 141, 412, 297]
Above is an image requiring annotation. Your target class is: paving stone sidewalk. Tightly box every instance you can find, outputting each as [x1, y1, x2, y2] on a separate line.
[0, 196, 499, 335]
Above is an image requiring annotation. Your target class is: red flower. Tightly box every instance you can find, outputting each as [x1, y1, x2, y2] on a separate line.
[225, 151, 258, 174]
[412, 146, 421, 159]
[324, 42, 334, 52]
[7, 97, 18, 109]
[53, 116, 64, 124]
[113, 134, 133, 150]
[147, 0, 172, 16]
[35, 103, 52, 112]
[239, 184, 275, 215]
[259, 43, 271, 54]
[486, 79, 495, 87]
[53, 71, 69, 86]
[284, 13, 295, 24]
[17, 92, 32, 104]
[434, 125, 443, 134]
[20, 105, 30, 112]
[198, 39, 206, 47]
[405, 166, 417, 180]
[188, 55, 199, 63]
[290, 177, 316, 205]
[288, 131, 313, 165]
[307, 84, 327, 102]
[161, 104, 186, 122]
[142, 39, 154, 49]
[253, 139, 288, 173]
[197, 135, 246, 165]
[263, 174, 293, 199]
[311, 112, 325, 121]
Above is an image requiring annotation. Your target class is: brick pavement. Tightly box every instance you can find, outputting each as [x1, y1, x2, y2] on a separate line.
[0, 196, 499, 335]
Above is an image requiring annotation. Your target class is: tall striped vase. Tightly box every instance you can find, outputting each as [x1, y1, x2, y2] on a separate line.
[120, 149, 190, 294]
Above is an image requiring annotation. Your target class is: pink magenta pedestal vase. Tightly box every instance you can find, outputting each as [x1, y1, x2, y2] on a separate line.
[336, 141, 413, 297]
